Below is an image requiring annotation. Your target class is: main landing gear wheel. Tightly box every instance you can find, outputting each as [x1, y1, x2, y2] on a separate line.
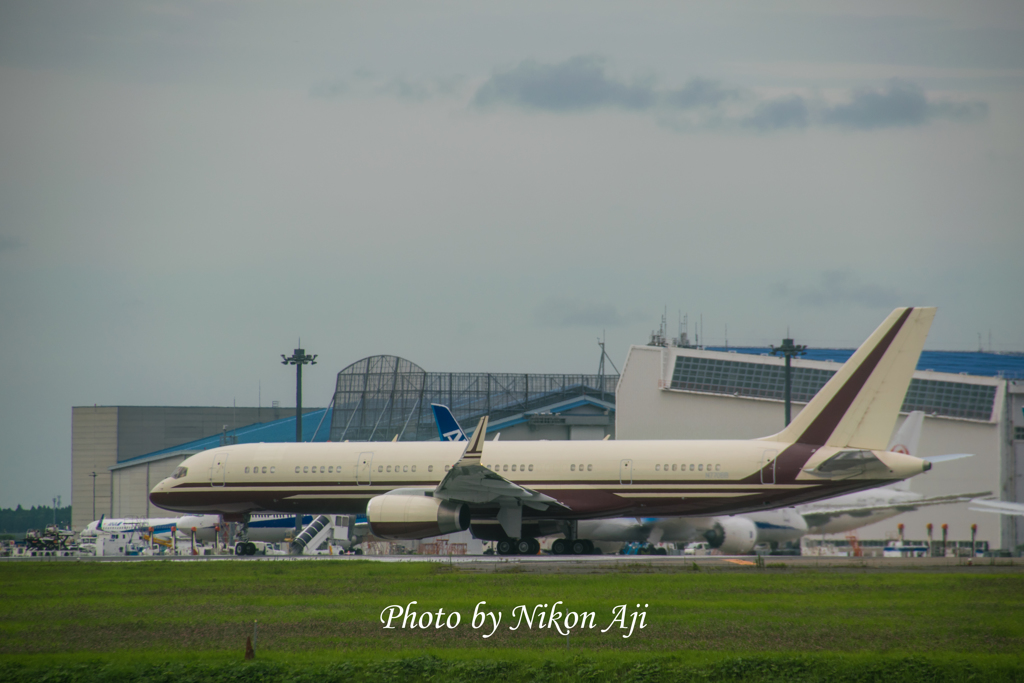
[552, 538, 594, 555]
[515, 538, 540, 555]
[571, 539, 593, 555]
[497, 539, 516, 555]
[235, 542, 257, 556]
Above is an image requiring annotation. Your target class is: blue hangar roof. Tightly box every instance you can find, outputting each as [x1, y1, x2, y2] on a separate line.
[705, 348, 1024, 378]
[111, 409, 333, 471]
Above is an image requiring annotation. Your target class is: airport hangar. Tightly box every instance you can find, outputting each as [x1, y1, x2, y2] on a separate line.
[72, 355, 617, 531]
[615, 337, 1024, 551]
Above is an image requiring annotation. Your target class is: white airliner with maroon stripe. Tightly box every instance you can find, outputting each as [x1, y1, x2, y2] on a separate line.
[150, 308, 936, 548]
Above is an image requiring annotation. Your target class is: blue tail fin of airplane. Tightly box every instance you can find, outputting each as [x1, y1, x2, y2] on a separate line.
[431, 404, 467, 442]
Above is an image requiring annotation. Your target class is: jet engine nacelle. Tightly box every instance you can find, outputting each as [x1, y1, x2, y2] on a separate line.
[366, 493, 470, 540]
[704, 516, 758, 555]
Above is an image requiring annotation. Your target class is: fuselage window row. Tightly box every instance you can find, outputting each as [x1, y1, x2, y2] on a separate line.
[484, 464, 533, 473]
[655, 463, 721, 473]
[279, 462, 547, 477]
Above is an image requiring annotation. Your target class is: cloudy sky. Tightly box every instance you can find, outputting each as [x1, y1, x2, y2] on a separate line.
[1, 1, 1022, 509]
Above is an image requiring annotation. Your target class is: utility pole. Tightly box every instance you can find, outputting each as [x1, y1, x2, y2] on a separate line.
[597, 332, 620, 403]
[770, 336, 807, 427]
[282, 346, 317, 442]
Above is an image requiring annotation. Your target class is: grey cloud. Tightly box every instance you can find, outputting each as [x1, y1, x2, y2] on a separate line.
[318, 56, 989, 136]
[309, 81, 348, 99]
[534, 298, 644, 328]
[0, 236, 25, 252]
[742, 95, 809, 131]
[664, 78, 738, 109]
[821, 80, 987, 129]
[313, 74, 468, 102]
[772, 271, 899, 308]
[473, 57, 737, 113]
[474, 56, 656, 111]
[387, 78, 432, 102]
[387, 75, 468, 101]
[928, 99, 989, 123]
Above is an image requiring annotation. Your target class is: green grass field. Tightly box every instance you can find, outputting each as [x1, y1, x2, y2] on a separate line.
[1, 560, 1022, 681]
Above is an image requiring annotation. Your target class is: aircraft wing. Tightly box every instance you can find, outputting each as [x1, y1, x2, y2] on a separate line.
[432, 415, 568, 538]
[434, 462, 564, 511]
[968, 499, 1024, 517]
[801, 490, 992, 529]
[433, 415, 566, 511]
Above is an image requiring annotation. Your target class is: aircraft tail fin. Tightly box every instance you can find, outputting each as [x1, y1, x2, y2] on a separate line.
[431, 404, 468, 442]
[764, 307, 935, 450]
[888, 410, 924, 455]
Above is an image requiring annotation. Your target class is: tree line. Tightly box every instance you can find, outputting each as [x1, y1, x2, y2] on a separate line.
[0, 505, 72, 533]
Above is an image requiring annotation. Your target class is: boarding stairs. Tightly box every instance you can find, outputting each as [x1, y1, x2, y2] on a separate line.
[290, 515, 333, 555]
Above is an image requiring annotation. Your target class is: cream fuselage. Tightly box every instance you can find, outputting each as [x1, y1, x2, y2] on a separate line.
[149, 439, 929, 524]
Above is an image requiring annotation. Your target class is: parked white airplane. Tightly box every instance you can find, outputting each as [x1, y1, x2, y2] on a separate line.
[81, 514, 222, 542]
[82, 513, 324, 549]
[151, 308, 936, 555]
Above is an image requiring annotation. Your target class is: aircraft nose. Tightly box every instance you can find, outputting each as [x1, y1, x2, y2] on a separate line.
[923, 460, 932, 472]
[149, 479, 176, 510]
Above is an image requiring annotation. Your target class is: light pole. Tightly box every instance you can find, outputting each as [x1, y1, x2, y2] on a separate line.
[90, 472, 97, 521]
[282, 347, 317, 442]
[770, 337, 807, 427]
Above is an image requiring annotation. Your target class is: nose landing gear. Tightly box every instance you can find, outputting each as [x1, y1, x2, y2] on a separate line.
[233, 514, 256, 556]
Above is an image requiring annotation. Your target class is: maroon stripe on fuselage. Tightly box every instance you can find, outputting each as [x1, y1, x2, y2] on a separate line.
[172, 479, 802, 490]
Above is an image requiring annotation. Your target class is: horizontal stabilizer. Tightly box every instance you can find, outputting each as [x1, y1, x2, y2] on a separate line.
[922, 453, 973, 464]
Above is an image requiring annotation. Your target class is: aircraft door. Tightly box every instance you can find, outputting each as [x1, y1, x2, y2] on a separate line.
[619, 459, 633, 485]
[761, 450, 777, 485]
[356, 452, 374, 485]
[211, 452, 228, 487]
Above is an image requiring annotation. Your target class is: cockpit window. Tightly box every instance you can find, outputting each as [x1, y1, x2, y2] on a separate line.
[172, 466, 188, 479]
